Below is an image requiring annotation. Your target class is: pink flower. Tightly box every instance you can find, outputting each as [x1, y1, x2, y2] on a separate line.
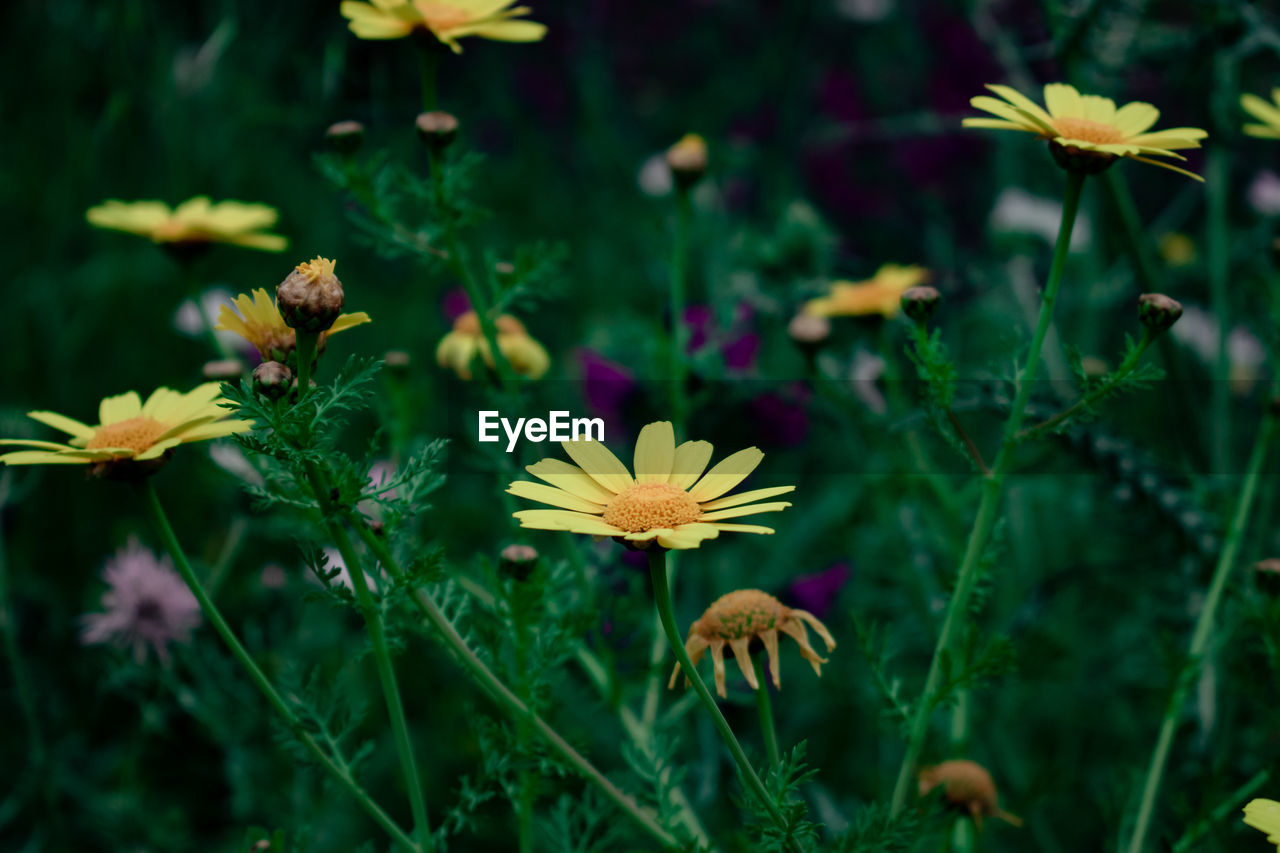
[81, 539, 202, 664]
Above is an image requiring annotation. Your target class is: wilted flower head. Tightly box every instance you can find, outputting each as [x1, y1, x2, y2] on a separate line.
[668, 588, 835, 698]
[1244, 798, 1280, 846]
[918, 760, 1022, 832]
[340, 0, 546, 53]
[436, 311, 550, 380]
[803, 264, 930, 319]
[81, 539, 202, 663]
[86, 196, 288, 251]
[216, 288, 370, 363]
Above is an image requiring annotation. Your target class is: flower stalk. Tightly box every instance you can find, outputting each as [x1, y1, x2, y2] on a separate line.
[753, 656, 782, 773]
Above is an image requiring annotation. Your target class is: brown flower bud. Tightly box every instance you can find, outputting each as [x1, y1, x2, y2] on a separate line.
[384, 349, 411, 373]
[277, 257, 345, 333]
[918, 760, 1022, 832]
[901, 286, 942, 323]
[500, 543, 539, 581]
[787, 313, 830, 348]
[253, 360, 294, 400]
[666, 134, 708, 190]
[325, 120, 365, 156]
[1137, 293, 1183, 334]
[416, 111, 459, 152]
[202, 359, 244, 381]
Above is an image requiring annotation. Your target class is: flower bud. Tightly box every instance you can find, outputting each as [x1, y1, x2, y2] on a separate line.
[901, 286, 941, 323]
[325, 120, 365, 156]
[202, 359, 244, 381]
[253, 360, 294, 400]
[384, 349, 411, 375]
[666, 134, 708, 190]
[500, 543, 539, 581]
[277, 257, 345, 333]
[416, 111, 459, 152]
[787, 313, 830, 348]
[1137, 293, 1183, 335]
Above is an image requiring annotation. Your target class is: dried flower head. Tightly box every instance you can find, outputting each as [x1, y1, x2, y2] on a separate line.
[1244, 798, 1280, 846]
[964, 83, 1207, 180]
[216, 288, 370, 363]
[509, 421, 794, 550]
[918, 760, 1022, 831]
[86, 196, 287, 251]
[803, 264, 930, 319]
[667, 589, 835, 697]
[436, 311, 550, 380]
[340, 0, 546, 53]
[81, 538, 202, 663]
[0, 384, 252, 479]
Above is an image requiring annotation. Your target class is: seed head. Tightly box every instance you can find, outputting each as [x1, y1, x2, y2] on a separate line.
[277, 257, 345, 333]
[901, 285, 942, 323]
[1138, 293, 1184, 335]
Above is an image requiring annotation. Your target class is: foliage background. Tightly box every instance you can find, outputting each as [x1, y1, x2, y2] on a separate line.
[3, 0, 1280, 850]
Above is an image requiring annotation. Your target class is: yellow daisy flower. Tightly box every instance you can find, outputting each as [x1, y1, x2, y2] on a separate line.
[215, 289, 371, 362]
[963, 83, 1207, 180]
[803, 264, 930, 319]
[436, 311, 549, 380]
[508, 421, 794, 550]
[1242, 90, 1280, 139]
[667, 589, 835, 698]
[86, 197, 288, 252]
[1245, 798, 1280, 846]
[339, 0, 546, 53]
[0, 384, 252, 475]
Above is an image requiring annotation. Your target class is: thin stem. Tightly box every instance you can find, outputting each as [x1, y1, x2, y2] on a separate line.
[349, 520, 679, 850]
[1206, 148, 1231, 479]
[1171, 768, 1270, 853]
[305, 463, 434, 852]
[419, 46, 438, 111]
[752, 656, 781, 773]
[670, 187, 692, 429]
[295, 329, 317, 399]
[889, 169, 1086, 815]
[1124, 409, 1277, 853]
[138, 481, 418, 852]
[647, 549, 794, 844]
[1018, 327, 1155, 442]
[946, 408, 989, 474]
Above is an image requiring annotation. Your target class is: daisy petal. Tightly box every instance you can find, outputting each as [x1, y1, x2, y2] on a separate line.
[1043, 83, 1083, 119]
[633, 421, 675, 483]
[26, 411, 95, 438]
[985, 84, 1053, 126]
[507, 480, 608, 513]
[513, 509, 623, 535]
[524, 458, 615, 503]
[706, 522, 775, 534]
[699, 485, 796, 511]
[669, 440, 714, 490]
[99, 392, 142, 425]
[699, 501, 792, 521]
[687, 447, 764, 502]
[561, 437, 634, 494]
[1113, 101, 1160, 135]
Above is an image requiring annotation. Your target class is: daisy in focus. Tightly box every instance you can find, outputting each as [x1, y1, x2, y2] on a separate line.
[0, 384, 252, 475]
[81, 538, 201, 664]
[803, 264, 930, 319]
[340, 0, 546, 52]
[668, 589, 835, 698]
[437, 311, 549, 380]
[508, 421, 794, 550]
[1242, 89, 1280, 139]
[1244, 798, 1280, 846]
[86, 196, 288, 251]
[963, 83, 1207, 180]
[216, 288, 371, 363]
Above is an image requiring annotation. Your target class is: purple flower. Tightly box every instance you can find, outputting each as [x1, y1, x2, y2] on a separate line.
[786, 563, 851, 620]
[81, 539, 202, 664]
[747, 384, 811, 448]
[577, 348, 640, 435]
[683, 304, 759, 372]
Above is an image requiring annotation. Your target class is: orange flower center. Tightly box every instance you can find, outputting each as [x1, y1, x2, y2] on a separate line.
[1051, 117, 1125, 145]
[152, 219, 200, 242]
[86, 417, 169, 453]
[697, 589, 784, 639]
[603, 482, 702, 532]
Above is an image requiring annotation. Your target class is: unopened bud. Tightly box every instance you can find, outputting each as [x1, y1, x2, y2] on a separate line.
[416, 111, 459, 152]
[787, 313, 830, 348]
[666, 134, 708, 190]
[202, 359, 244, 381]
[1137, 293, 1183, 334]
[277, 257, 345, 332]
[384, 350, 411, 374]
[253, 360, 294, 400]
[901, 286, 941, 323]
[500, 543, 539, 581]
[325, 120, 365, 156]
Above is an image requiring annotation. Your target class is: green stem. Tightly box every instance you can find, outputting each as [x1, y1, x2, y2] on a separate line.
[752, 656, 781, 773]
[889, 169, 1086, 815]
[1206, 148, 1231, 480]
[295, 330, 317, 399]
[350, 521, 679, 850]
[0, 479, 44, 770]
[1123, 409, 1277, 853]
[305, 463, 434, 852]
[419, 47, 438, 111]
[647, 549, 794, 844]
[138, 481, 418, 852]
[670, 187, 692, 429]
[1170, 768, 1270, 853]
[1018, 327, 1155, 442]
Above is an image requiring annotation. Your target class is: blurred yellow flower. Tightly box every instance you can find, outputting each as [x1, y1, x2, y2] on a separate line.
[1245, 798, 1280, 846]
[0, 384, 252, 473]
[216, 289, 371, 362]
[964, 83, 1207, 180]
[436, 311, 549, 380]
[803, 264, 929, 318]
[1242, 90, 1280, 140]
[86, 197, 288, 251]
[339, 0, 546, 52]
[668, 588, 835, 698]
[508, 421, 793, 550]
